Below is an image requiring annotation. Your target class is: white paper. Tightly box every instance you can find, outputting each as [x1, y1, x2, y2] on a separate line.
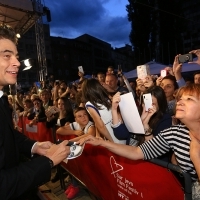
[119, 92, 145, 134]
[26, 124, 38, 133]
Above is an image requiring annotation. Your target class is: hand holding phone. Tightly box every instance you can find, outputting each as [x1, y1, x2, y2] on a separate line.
[178, 53, 193, 63]
[143, 93, 153, 111]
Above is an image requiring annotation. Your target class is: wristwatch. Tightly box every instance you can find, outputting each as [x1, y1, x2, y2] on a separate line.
[145, 127, 153, 136]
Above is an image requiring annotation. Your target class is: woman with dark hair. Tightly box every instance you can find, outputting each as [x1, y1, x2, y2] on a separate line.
[46, 97, 74, 128]
[81, 78, 126, 144]
[141, 86, 172, 141]
[111, 86, 172, 147]
[158, 75, 179, 115]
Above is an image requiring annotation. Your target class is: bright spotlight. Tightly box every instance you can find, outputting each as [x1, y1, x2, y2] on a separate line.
[16, 33, 21, 38]
[20, 58, 33, 71]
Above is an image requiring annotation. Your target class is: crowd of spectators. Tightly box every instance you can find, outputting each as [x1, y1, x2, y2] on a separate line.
[4, 49, 200, 199]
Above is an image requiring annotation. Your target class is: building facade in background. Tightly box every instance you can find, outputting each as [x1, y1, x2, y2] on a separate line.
[17, 24, 133, 87]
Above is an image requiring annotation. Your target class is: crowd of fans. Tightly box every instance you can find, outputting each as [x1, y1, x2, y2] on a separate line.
[4, 50, 200, 199]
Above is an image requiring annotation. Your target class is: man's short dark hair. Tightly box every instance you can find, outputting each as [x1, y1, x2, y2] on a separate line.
[0, 24, 18, 44]
[97, 72, 105, 76]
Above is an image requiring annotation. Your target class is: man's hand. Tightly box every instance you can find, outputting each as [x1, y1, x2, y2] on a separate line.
[44, 140, 70, 166]
[189, 49, 200, 65]
[32, 141, 53, 156]
[172, 55, 183, 81]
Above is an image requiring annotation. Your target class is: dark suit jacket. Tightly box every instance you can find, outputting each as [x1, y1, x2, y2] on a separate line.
[0, 96, 52, 200]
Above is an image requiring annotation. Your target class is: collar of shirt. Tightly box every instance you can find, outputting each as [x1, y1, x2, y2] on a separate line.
[0, 91, 3, 98]
[43, 100, 49, 109]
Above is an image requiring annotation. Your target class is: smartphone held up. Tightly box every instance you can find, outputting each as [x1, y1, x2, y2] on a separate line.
[143, 93, 153, 111]
[178, 53, 193, 64]
[137, 65, 150, 80]
[160, 69, 167, 78]
[78, 66, 84, 74]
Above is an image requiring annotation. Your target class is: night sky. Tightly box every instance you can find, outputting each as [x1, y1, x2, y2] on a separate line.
[43, 0, 131, 48]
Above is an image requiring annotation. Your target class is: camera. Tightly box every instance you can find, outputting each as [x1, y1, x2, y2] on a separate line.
[178, 53, 193, 63]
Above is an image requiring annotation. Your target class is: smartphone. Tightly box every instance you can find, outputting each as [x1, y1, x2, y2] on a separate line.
[178, 53, 193, 64]
[137, 65, 150, 80]
[78, 66, 84, 74]
[160, 69, 167, 77]
[143, 93, 153, 111]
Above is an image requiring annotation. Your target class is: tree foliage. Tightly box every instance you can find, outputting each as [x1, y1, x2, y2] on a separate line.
[127, 0, 186, 66]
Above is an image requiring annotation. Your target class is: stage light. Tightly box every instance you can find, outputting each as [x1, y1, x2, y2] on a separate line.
[20, 58, 33, 71]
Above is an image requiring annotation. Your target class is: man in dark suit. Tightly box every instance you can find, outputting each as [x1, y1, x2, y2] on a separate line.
[0, 24, 70, 200]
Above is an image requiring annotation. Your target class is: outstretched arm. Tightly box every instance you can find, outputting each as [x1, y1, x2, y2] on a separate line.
[56, 124, 83, 136]
[77, 135, 144, 160]
[70, 125, 96, 142]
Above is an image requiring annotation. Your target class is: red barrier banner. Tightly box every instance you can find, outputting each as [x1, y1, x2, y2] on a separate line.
[37, 122, 53, 142]
[17, 115, 23, 133]
[62, 144, 184, 200]
[18, 116, 54, 142]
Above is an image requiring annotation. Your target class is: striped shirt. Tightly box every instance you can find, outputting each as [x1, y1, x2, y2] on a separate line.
[139, 124, 198, 181]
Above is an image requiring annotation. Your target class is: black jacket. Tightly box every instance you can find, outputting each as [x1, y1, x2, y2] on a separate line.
[0, 96, 51, 199]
